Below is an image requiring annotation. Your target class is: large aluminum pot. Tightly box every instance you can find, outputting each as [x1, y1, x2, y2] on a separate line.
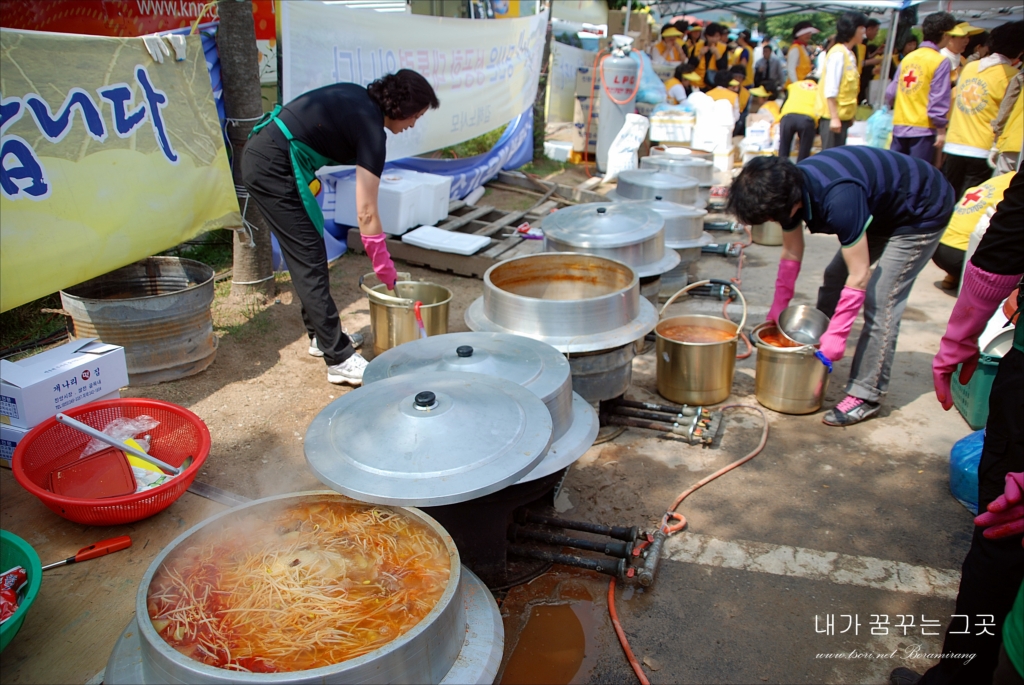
[752, 323, 830, 414]
[611, 169, 700, 207]
[132, 491, 465, 684]
[465, 253, 658, 354]
[542, 203, 679, 278]
[360, 274, 452, 356]
[655, 281, 746, 405]
[629, 199, 707, 246]
[640, 155, 715, 185]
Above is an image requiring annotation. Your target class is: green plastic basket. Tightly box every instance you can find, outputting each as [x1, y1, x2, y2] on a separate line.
[952, 354, 1001, 431]
[0, 530, 42, 652]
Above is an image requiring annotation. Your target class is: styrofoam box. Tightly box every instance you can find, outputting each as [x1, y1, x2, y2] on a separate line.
[544, 141, 573, 162]
[0, 390, 120, 468]
[334, 169, 452, 236]
[1, 339, 128, 429]
[402, 226, 490, 255]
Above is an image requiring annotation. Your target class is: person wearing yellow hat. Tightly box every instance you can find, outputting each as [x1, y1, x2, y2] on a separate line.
[779, 77, 819, 161]
[728, 30, 757, 87]
[816, 12, 867, 149]
[652, 25, 686, 67]
[786, 21, 820, 86]
[942, 21, 985, 83]
[692, 22, 730, 90]
[706, 70, 741, 121]
[664, 63, 700, 105]
[749, 80, 783, 123]
[943, 21, 1024, 199]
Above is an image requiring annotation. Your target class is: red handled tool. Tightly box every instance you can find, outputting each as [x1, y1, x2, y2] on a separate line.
[42, 535, 132, 571]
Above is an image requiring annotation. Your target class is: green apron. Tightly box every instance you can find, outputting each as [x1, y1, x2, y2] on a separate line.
[251, 105, 336, 236]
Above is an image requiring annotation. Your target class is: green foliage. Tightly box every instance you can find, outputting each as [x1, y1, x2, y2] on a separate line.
[0, 293, 65, 357]
[161, 229, 234, 272]
[764, 12, 837, 44]
[435, 126, 507, 159]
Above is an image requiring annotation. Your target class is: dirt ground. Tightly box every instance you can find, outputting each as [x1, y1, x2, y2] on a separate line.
[1, 170, 980, 684]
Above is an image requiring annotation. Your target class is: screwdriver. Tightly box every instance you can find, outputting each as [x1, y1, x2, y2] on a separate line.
[42, 535, 132, 571]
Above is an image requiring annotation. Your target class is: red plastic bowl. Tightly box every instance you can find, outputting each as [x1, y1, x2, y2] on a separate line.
[12, 399, 210, 526]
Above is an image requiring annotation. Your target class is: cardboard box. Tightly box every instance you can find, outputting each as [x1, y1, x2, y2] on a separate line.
[607, 10, 652, 52]
[1, 339, 129, 429]
[575, 67, 595, 97]
[0, 390, 120, 469]
[572, 97, 599, 152]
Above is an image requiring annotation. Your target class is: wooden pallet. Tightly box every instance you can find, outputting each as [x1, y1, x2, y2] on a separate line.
[346, 173, 607, 279]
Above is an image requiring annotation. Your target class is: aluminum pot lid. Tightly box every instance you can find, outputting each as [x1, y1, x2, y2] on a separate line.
[363, 332, 571, 410]
[542, 203, 665, 248]
[630, 198, 707, 220]
[617, 169, 699, 191]
[305, 371, 552, 506]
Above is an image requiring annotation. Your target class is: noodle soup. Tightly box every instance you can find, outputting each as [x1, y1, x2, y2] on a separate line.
[146, 497, 452, 674]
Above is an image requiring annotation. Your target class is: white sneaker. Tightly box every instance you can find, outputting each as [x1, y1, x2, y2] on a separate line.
[309, 333, 363, 357]
[327, 353, 368, 386]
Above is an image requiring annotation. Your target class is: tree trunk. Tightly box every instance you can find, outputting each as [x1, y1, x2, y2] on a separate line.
[533, 10, 553, 160]
[218, 0, 275, 301]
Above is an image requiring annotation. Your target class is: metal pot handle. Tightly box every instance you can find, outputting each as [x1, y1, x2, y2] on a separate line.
[660, 280, 748, 335]
[359, 272, 414, 306]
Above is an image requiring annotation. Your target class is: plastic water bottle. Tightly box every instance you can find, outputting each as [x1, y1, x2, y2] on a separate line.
[949, 429, 985, 514]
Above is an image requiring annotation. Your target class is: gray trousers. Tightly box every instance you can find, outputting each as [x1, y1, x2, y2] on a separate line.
[818, 119, 852, 149]
[816, 231, 943, 403]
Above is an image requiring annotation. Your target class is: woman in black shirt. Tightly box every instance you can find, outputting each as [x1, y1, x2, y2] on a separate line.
[242, 70, 438, 385]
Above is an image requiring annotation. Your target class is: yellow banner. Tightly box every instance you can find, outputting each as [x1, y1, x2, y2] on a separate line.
[0, 29, 240, 312]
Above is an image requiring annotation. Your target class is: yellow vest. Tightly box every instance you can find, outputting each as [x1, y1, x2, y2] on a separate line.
[729, 45, 756, 86]
[856, 43, 866, 69]
[760, 99, 782, 123]
[707, 86, 739, 109]
[947, 60, 1018, 154]
[665, 77, 684, 105]
[738, 86, 750, 112]
[997, 89, 1023, 154]
[892, 47, 946, 129]
[656, 40, 685, 63]
[694, 41, 727, 89]
[815, 45, 859, 121]
[782, 80, 819, 119]
[788, 43, 812, 85]
[940, 173, 1015, 250]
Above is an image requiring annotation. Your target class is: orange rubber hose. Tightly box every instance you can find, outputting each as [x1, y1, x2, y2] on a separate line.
[609, 405, 770, 682]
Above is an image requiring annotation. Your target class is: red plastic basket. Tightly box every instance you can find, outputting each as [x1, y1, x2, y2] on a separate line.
[12, 398, 210, 526]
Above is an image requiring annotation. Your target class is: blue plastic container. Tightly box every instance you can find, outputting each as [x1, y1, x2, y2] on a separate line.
[949, 429, 985, 514]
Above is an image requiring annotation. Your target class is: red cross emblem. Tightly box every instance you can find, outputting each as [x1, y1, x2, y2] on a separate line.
[902, 69, 917, 88]
[961, 189, 983, 206]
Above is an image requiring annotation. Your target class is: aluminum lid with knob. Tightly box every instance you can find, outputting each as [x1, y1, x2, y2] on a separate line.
[630, 196, 708, 245]
[305, 371, 553, 506]
[640, 155, 715, 185]
[609, 169, 701, 207]
[363, 332, 573, 441]
[362, 333, 599, 483]
[541, 203, 680, 278]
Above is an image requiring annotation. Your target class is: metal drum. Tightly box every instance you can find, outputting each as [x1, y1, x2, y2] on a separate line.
[363, 333, 599, 483]
[639, 155, 715, 185]
[655, 282, 747, 405]
[609, 169, 701, 207]
[60, 257, 216, 386]
[752, 323, 830, 414]
[117, 491, 498, 685]
[542, 203, 680, 278]
[628, 198, 707, 246]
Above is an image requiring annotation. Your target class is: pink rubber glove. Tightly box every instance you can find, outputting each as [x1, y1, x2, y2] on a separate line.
[361, 232, 398, 291]
[974, 473, 1024, 545]
[767, 259, 801, 323]
[818, 286, 866, 362]
[932, 262, 1019, 410]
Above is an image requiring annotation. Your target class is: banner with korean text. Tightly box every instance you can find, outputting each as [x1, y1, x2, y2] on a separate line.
[0, 29, 239, 312]
[280, 2, 548, 160]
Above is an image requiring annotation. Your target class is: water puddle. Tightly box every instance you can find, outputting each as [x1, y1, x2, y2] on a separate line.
[500, 600, 598, 685]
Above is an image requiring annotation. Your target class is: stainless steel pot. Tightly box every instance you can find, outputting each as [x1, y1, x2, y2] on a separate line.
[360, 274, 452, 356]
[608, 169, 701, 207]
[639, 155, 715, 185]
[127, 492, 478, 685]
[465, 253, 658, 354]
[627, 198, 707, 246]
[751, 221, 783, 246]
[655, 282, 747, 405]
[567, 343, 636, 402]
[752, 323, 830, 414]
[542, 203, 680, 278]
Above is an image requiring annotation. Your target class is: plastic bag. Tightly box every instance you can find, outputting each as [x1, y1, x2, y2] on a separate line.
[865, 107, 893, 149]
[80, 415, 159, 458]
[602, 113, 650, 183]
[630, 50, 666, 105]
[949, 429, 985, 514]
